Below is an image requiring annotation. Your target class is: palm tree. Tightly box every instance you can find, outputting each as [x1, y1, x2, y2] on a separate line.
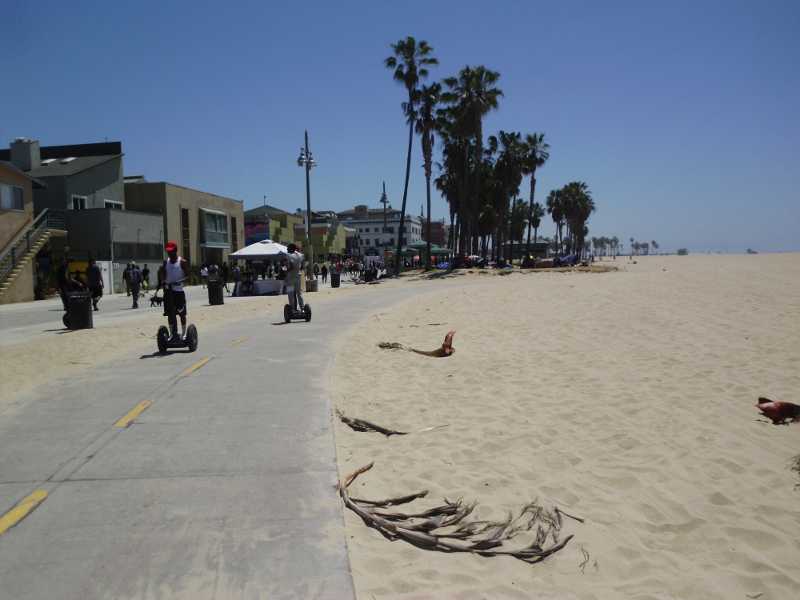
[441, 66, 503, 255]
[385, 37, 438, 274]
[611, 236, 619, 259]
[415, 82, 441, 270]
[629, 237, 635, 257]
[561, 181, 595, 257]
[651, 240, 659, 255]
[521, 133, 550, 258]
[546, 189, 565, 253]
[529, 201, 544, 245]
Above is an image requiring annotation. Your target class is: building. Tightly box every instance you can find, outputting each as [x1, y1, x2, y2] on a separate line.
[0, 161, 54, 303]
[337, 204, 423, 255]
[125, 181, 244, 267]
[422, 220, 448, 247]
[244, 204, 303, 246]
[291, 210, 349, 260]
[0, 139, 125, 213]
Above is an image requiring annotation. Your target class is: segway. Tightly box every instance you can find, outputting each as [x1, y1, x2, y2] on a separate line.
[157, 323, 198, 353]
[283, 285, 312, 323]
[156, 278, 198, 353]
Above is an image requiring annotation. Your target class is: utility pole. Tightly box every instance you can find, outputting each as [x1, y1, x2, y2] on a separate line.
[297, 131, 316, 286]
[380, 182, 389, 248]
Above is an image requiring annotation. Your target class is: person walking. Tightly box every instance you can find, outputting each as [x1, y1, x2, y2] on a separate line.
[200, 264, 208, 288]
[87, 258, 104, 311]
[129, 262, 142, 308]
[123, 263, 131, 296]
[141, 264, 150, 291]
[232, 264, 241, 296]
[321, 263, 328, 284]
[221, 262, 230, 294]
[313, 262, 320, 280]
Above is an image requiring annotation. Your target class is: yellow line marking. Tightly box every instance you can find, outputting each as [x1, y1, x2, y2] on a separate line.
[230, 336, 248, 347]
[114, 400, 152, 428]
[0, 490, 48, 536]
[180, 356, 210, 377]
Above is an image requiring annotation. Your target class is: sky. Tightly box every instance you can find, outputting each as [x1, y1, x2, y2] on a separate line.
[3, 0, 798, 253]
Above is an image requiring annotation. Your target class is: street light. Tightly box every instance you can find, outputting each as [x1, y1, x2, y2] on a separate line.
[296, 130, 316, 286]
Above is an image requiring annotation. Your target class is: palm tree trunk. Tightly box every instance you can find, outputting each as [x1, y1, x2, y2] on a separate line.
[395, 117, 414, 276]
[525, 173, 536, 257]
[425, 140, 432, 271]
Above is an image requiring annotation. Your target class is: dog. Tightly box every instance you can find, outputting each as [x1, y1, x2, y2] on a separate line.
[150, 291, 163, 308]
[756, 397, 800, 425]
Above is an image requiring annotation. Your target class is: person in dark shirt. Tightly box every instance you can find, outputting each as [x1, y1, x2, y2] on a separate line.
[141, 264, 150, 291]
[87, 259, 104, 311]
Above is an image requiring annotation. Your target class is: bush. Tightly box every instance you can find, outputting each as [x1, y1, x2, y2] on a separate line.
[677, 248, 689, 256]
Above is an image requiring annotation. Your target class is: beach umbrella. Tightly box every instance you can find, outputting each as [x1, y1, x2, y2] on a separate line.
[229, 239, 289, 260]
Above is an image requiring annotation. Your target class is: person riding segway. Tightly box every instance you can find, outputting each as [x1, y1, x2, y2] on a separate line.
[156, 241, 198, 353]
[282, 243, 311, 323]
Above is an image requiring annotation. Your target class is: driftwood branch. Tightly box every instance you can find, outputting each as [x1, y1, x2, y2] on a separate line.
[340, 463, 577, 565]
[378, 331, 456, 357]
[336, 410, 408, 436]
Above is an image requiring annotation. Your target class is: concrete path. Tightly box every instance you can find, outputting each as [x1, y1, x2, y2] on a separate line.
[0, 282, 419, 599]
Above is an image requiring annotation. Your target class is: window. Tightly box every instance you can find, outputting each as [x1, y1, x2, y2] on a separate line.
[0, 184, 24, 210]
[231, 216, 238, 251]
[71, 195, 87, 210]
[181, 208, 191, 261]
[201, 210, 229, 245]
[104, 200, 123, 210]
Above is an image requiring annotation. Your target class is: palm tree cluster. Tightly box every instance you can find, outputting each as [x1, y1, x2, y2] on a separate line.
[384, 36, 598, 270]
[588, 236, 620, 258]
[544, 182, 596, 257]
[628, 239, 658, 256]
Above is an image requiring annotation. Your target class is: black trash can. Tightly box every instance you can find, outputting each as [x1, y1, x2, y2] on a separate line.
[63, 291, 93, 329]
[208, 278, 224, 305]
[330, 272, 341, 288]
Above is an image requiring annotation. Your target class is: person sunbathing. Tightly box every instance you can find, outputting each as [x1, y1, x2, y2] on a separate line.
[756, 397, 800, 425]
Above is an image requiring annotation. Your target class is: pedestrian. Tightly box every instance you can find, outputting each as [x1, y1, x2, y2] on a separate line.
[200, 264, 208, 288]
[142, 264, 150, 291]
[129, 262, 142, 308]
[123, 263, 131, 296]
[56, 257, 82, 309]
[221, 262, 230, 293]
[87, 258, 104, 311]
[321, 263, 328, 284]
[313, 262, 320, 280]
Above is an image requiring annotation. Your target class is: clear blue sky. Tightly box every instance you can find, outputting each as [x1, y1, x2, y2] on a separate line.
[4, 0, 798, 252]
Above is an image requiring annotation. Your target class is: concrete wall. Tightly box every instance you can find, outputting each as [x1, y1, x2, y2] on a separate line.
[65, 208, 163, 263]
[0, 164, 34, 253]
[0, 261, 34, 304]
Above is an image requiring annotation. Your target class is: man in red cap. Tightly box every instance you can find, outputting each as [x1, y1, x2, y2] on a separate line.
[158, 241, 190, 341]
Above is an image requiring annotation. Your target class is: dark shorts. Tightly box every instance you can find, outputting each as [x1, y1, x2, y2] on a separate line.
[164, 289, 187, 317]
[90, 286, 103, 299]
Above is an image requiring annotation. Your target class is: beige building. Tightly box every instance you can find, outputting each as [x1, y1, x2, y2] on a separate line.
[125, 180, 244, 266]
[0, 161, 50, 303]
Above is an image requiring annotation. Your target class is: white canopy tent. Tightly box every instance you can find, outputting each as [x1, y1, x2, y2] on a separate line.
[229, 239, 288, 260]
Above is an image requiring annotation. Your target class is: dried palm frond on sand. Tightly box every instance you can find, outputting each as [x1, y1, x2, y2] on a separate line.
[339, 463, 578, 564]
[378, 331, 456, 357]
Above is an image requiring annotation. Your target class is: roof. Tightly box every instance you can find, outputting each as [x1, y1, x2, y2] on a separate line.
[337, 206, 400, 219]
[0, 141, 122, 162]
[26, 154, 121, 178]
[0, 161, 47, 188]
[245, 204, 293, 218]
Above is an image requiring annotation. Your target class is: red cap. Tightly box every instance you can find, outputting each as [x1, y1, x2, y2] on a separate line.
[165, 241, 178, 253]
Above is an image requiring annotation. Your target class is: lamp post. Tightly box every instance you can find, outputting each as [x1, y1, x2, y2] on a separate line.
[296, 130, 316, 284]
[110, 225, 117, 294]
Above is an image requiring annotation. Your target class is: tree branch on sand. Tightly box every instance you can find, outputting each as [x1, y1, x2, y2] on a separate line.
[336, 409, 408, 436]
[378, 330, 456, 357]
[339, 463, 577, 564]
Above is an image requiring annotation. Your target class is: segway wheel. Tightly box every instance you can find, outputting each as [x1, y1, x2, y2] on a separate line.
[186, 324, 198, 352]
[63, 314, 70, 329]
[284, 304, 292, 323]
[157, 325, 169, 354]
[303, 304, 312, 322]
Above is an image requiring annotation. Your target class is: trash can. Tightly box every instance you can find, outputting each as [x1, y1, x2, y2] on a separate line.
[305, 278, 318, 293]
[330, 272, 341, 288]
[207, 277, 224, 305]
[63, 290, 93, 329]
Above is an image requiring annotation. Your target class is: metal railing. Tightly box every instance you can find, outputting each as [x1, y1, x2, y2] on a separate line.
[0, 208, 60, 285]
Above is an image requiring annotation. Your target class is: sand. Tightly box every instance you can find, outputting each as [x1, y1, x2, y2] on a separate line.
[332, 254, 800, 599]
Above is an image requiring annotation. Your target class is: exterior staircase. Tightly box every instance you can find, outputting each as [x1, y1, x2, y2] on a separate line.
[0, 209, 65, 301]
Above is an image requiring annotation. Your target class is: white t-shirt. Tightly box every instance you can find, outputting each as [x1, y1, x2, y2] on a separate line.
[165, 258, 186, 292]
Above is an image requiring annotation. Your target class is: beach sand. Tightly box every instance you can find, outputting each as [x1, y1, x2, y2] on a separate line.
[333, 254, 800, 599]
